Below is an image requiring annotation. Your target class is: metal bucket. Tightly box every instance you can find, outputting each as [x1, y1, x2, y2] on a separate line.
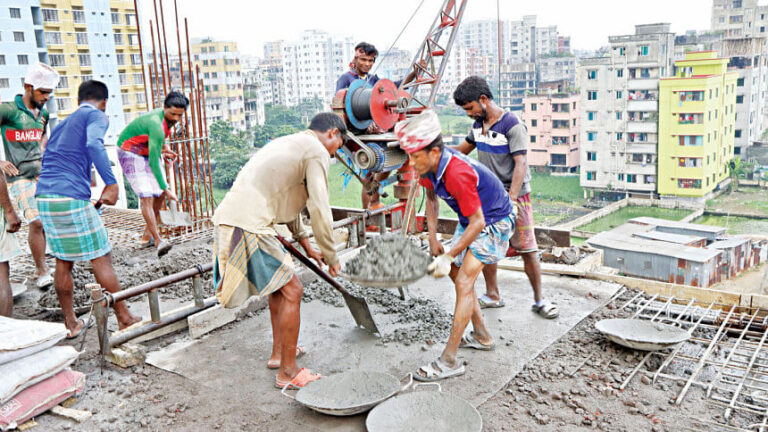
[596, 318, 690, 351]
[282, 371, 410, 416]
[366, 383, 482, 432]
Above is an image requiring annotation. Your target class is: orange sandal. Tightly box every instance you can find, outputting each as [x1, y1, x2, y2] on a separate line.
[275, 368, 322, 389]
[266, 346, 306, 369]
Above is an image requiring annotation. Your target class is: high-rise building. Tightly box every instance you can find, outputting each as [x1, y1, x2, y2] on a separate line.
[658, 51, 737, 198]
[579, 24, 675, 198]
[522, 92, 580, 173]
[711, 0, 768, 39]
[499, 62, 536, 113]
[191, 38, 245, 130]
[280, 30, 353, 106]
[538, 55, 577, 88]
[242, 67, 265, 129]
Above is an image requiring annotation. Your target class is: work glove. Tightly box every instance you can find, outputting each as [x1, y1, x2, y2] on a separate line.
[427, 254, 453, 278]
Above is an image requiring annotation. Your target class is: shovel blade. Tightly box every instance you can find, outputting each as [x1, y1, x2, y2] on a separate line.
[340, 291, 380, 335]
[159, 204, 193, 227]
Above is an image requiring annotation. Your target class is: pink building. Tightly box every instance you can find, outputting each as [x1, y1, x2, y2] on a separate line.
[522, 93, 580, 173]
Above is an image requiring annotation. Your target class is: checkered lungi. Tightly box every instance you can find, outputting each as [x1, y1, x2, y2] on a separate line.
[117, 149, 164, 198]
[213, 225, 295, 309]
[510, 193, 538, 254]
[452, 215, 514, 267]
[36, 195, 111, 262]
[8, 178, 40, 222]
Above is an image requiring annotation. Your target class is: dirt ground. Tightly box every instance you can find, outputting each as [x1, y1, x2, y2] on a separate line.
[713, 262, 767, 294]
[707, 187, 768, 216]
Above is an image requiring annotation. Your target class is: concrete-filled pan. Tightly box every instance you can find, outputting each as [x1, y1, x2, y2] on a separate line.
[366, 383, 482, 432]
[281, 371, 410, 416]
[596, 318, 690, 351]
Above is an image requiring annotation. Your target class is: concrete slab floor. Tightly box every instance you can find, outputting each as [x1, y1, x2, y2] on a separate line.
[146, 271, 621, 431]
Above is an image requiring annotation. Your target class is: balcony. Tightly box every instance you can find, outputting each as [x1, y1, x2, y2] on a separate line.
[627, 121, 657, 133]
[627, 79, 657, 91]
[627, 100, 657, 112]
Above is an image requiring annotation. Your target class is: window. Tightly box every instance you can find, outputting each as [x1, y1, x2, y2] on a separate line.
[45, 31, 62, 45]
[618, 47, 625, 56]
[13, 31, 25, 42]
[616, 112, 622, 120]
[133, 73, 143, 85]
[588, 111, 595, 121]
[111, 12, 121, 25]
[616, 132, 623, 141]
[617, 173, 624, 181]
[616, 91, 622, 99]
[56, 98, 72, 111]
[122, 93, 131, 105]
[201, 47, 207, 53]
[130, 54, 141, 65]
[0, 79, 8, 89]
[135, 92, 146, 105]
[127, 34, 138, 45]
[203, 60, 208, 66]
[116, 54, 125, 65]
[76, 32, 88, 45]
[679, 135, 703, 146]
[57, 76, 68, 89]
[737, 77, 745, 87]
[73, 10, 85, 23]
[114, 33, 123, 45]
[627, 174, 637, 183]
[586, 171, 597, 181]
[735, 129, 742, 138]
[49, 54, 65, 67]
[678, 179, 701, 189]
[587, 91, 597, 101]
[617, 69, 623, 78]
[588, 70, 597, 80]
[679, 91, 704, 102]
[678, 157, 701, 168]
[531, 103, 537, 111]
[210, 59, 216, 65]
[678, 113, 703, 124]
[119, 74, 129, 85]
[587, 132, 596, 141]
[17, 55, 28, 65]
[0, 55, 4, 65]
[79, 54, 91, 67]
[639, 45, 649, 56]
[531, 119, 537, 127]
[736, 95, 744, 103]
[586, 152, 597, 161]
[41, 8, 58, 22]
[9, 7, 21, 18]
[530, 135, 536, 143]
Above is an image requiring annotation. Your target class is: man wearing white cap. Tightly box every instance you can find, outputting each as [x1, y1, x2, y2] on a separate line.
[396, 109, 516, 382]
[0, 63, 59, 288]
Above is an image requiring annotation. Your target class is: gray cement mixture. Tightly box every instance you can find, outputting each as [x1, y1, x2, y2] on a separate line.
[367, 391, 482, 432]
[37, 240, 214, 310]
[343, 235, 430, 282]
[302, 278, 452, 343]
[295, 371, 400, 410]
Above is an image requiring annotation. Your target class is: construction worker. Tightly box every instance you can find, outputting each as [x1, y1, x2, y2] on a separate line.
[0, 63, 58, 289]
[0, 173, 22, 317]
[117, 92, 187, 257]
[453, 76, 559, 319]
[212, 112, 345, 389]
[335, 42, 421, 212]
[36, 80, 141, 337]
[397, 109, 515, 382]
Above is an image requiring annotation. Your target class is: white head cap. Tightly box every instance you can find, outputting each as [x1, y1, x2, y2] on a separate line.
[395, 109, 442, 154]
[24, 63, 60, 90]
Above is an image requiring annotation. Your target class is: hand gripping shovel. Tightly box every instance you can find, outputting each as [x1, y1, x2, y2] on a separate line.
[277, 236, 380, 335]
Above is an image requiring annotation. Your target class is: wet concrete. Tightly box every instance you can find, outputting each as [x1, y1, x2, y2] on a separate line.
[294, 371, 400, 412]
[366, 390, 482, 432]
[343, 235, 430, 282]
[146, 270, 621, 431]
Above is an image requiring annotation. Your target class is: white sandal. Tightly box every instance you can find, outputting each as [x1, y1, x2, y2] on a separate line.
[414, 358, 466, 382]
[532, 301, 559, 319]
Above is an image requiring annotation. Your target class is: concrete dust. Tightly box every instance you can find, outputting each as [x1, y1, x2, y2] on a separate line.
[37, 240, 214, 310]
[344, 235, 430, 282]
[303, 279, 452, 343]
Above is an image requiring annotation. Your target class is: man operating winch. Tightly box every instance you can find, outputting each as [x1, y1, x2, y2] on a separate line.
[211, 113, 346, 390]
[395, 109, 516, 382]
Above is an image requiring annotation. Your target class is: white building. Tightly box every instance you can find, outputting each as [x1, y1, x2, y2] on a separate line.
[711, 0, 768, 39]
[538, 55, 577, 87]
[579, 23, 675, 198]
[499, 62, 536, 113]
[281, 30, 353, 107]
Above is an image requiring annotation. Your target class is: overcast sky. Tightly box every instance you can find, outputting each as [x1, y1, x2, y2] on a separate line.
[137, 0, 742, 57]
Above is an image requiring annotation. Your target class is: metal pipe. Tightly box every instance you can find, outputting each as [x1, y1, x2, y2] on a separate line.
[148, 289, 161, 323]
[110, 297, 217, 347]
[110, 262, 212, 304]
[90, 283, 111, 356]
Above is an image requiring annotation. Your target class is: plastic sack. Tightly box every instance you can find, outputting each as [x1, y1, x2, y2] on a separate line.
[0, 317, 67, 366]
[0, 369, 85, 431]
[0, 346, 79, 405]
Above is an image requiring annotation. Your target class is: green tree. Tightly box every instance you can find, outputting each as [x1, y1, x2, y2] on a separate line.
[265, 104, 303, 128]
[729, 156, 743, 192]
[212, 148, 250, 189]
[208, 120, 253, 190]
[208, 120, 252, 156]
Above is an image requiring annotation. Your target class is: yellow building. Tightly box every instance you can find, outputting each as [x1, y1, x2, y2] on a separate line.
[192, 39, 245, 130]
[40, 0, 147, 144]
[658, 51, 737, 198]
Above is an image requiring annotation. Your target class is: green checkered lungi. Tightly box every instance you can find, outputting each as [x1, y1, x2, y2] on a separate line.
[36, 195, 111, 261]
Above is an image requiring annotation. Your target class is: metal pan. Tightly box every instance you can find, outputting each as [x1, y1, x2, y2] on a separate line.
[366, 383, 482, 432]
[340, 272, 425, 289]
[281, 371, 411, 416]
[596, 318, 690, 351]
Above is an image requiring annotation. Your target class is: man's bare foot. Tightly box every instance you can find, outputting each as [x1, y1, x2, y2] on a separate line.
[117, 312, 142, 329]
[65, 318, 86, 339]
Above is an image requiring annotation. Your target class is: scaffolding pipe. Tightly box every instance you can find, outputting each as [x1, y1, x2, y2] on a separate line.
[109, 262, 213, 305]
[109, 297, 217, 347]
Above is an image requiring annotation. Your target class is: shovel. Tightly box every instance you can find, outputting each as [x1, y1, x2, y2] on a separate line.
[159, 199, 192, 227]
[277, 236, 380, 335]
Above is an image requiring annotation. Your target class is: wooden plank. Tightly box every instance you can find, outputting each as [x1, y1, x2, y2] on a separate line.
[586, 272, 741, 307]
[50, 406, 93, 423]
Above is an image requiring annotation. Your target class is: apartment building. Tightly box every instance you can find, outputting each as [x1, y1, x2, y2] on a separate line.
[538, 55, 577, 88]
[499, 62, 536, 113]
[280, 30, 353, 106]
[192, 39, 245, 130]
[242, 68, 265, 129]
[579, 24, 675, 198]
[711, 0, 768, 39]
[522, 92, 580, 173]
[439, 46, 495, 99]
[658, 52, 737, 198]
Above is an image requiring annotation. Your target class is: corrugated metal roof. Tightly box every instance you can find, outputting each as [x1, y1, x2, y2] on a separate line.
[708, 237, 750, 249]
[629, 217, 726, 235]
[635, 231, 705, 245]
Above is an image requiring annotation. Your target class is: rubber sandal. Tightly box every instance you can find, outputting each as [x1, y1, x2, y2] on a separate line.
[459, 331, 495, 351]
[267, 346, 306, 369]
[157, 240, 172, 257]
[275, 368, 322, 389]
[140, 238, 155, 249]
[532, 301, 559, 319]
[478, 294, 505, 309]
[36, 273, 54, 289]
[66, 316, 94, 340]
[414, 358, 465, 382]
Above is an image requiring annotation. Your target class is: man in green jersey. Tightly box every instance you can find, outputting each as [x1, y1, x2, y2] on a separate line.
[0, 63, 59, 289]
[117, 92, 187, 257]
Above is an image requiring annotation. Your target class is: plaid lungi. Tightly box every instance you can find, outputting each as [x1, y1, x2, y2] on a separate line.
[453, 215, 514, 267]
[213, 225, 295, 309]
[118, 149, 164, 198]
[36, 195, 111, 262]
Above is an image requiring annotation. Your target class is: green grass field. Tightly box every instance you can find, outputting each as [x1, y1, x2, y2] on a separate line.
[439, 114, 473, 136]
[529, 173, 583, 203]
[694, 214, 768, 235]
[577, 206, 692, 233]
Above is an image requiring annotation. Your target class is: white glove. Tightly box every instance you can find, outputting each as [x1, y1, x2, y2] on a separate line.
[427, 254, 453, 278]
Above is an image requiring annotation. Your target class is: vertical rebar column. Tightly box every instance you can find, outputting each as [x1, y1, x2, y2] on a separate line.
[152, 0, 167, 94]
[133, 0, 150, 111]
[149, 25, 161, 107]
[89, 283, 111, 356]
[158, 0, 172, 92]
[199, 74, 215, 213]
